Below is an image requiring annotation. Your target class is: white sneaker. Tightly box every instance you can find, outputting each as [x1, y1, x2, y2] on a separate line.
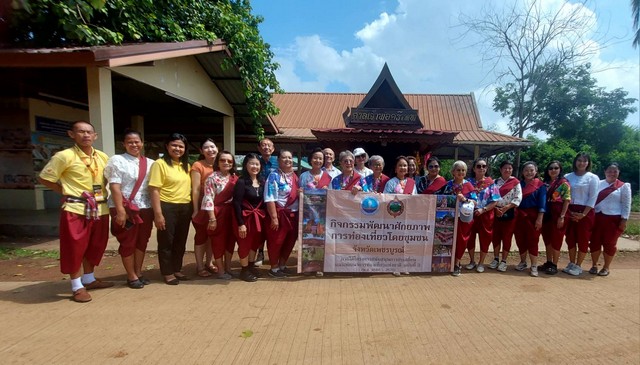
[465, 262, 477, 270]
[488, 258, 499, 269]
[530, 266, 538, 277]
[316, 271, 324, 277]
[401, 272, 410, 275]
[497, 261, 508, 272]
[255, 251, 264, 266]
[392, 272, 401, 277]
[476, 264, 485, 273]
[515, 262, 528, 271]
[562, 262, 575, 273]
[568, 265, 583, 276]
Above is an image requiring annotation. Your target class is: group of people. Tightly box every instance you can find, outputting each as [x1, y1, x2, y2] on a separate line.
[39, 120, 632, 303]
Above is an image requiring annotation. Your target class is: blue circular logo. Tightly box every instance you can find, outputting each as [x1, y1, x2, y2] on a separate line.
[361, 196, 380, 215]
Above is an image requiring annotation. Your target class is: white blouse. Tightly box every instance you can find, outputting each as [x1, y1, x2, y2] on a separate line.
[594, 180, 632, 219]
[105, 153, 154, 209]
[565, 172, 599, 207]
[494, 177, 522, 207]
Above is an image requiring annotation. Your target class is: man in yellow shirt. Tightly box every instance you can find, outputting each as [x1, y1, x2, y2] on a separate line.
[38, 121, 114, 303]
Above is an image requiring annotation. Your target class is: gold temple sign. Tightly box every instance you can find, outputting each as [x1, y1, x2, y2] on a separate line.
[346, 108, 422, 128]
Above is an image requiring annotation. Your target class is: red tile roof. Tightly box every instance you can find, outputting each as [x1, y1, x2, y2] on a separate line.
[270, 92, 526, 144]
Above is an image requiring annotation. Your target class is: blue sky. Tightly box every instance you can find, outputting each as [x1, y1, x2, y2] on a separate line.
[252, 0, 639, 134]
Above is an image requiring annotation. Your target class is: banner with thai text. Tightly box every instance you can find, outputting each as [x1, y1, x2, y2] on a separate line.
[299, 190, 458, 273]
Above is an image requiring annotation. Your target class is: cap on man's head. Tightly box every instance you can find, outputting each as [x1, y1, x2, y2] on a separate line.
[353, 147, 368, 161]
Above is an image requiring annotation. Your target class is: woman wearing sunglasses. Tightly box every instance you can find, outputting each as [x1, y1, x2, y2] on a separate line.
[466, 158, 500, 273]
[417, 156, 446, 194]
[540, 161, 571, 275]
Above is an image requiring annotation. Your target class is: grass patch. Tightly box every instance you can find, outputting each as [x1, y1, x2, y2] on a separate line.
[632, 192, 640, 213]
[625, 221, 640, 236]
[0, 247, 59, 260]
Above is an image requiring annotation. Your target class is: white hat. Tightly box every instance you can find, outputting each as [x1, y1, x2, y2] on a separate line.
[459, 201, 474, 223]
[353, 147, 369, 161]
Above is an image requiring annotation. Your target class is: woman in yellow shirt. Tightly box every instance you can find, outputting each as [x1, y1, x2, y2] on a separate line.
[149, 133, 192, 285]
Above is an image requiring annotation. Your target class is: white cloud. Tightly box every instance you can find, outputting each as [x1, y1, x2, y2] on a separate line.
[272, 0, 639, 129]
[355, 12, 398, 41]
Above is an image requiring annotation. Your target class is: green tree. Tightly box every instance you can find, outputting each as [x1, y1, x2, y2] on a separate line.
[633, 0, 640, 48]
[517, 62, 637, 156]
[459, 0, 607, 167]
[604, 125, 640, 191]
[8, 0, 282, 139]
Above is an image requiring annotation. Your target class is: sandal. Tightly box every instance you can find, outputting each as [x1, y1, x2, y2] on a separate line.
[197, 269, 212, 278]
[598, 268, 610, 276]
[205, 265, 218, 274]
[588, 266, 598, 275]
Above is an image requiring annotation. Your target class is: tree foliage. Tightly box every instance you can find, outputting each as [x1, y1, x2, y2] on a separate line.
[496, 62, 637, 156]
[8, 0, 282, 140]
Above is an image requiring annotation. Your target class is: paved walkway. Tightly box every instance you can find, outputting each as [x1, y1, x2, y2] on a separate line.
[0, 226, 639, 364]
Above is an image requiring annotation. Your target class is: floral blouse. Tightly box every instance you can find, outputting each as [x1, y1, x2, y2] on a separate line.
[469, 177, 500, 209]
[202, 171, 233, 211]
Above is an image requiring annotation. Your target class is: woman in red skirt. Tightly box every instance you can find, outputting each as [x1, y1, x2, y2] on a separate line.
[514, 161, 546, 277]
[491, 161, 521, 272]
[588, 162, 632, 276]
[202, 151, 238, 280]
[540, 161, 571, 275]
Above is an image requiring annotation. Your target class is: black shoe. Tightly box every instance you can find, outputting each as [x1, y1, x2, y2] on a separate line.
[240, 268, 258, 282]
[537, 261, 552, 271]
[138, 276, 151, 285]
[249, 265, 262, 278]
[545, 265, 558, 275]
[127, 279, 144, 289]
[268, 269, 287, 278]
[280, 267, 295, 276]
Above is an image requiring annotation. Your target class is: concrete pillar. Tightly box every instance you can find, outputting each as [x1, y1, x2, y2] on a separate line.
[86, 66, 115, 156]
[223, 115, 235, 154]
[454, 147, 459, 161]
[474, 144, 480, 160]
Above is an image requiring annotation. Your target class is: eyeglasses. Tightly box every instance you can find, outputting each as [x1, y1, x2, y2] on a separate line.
[342, 159, 354, 164]
[475, 164, 487, 169]
[219, 159, 234, 164]
[355, 155, 366, 159]
[428, 165, 440, 169]
[548, 166, 560, 170]
[455, 169, 466, 172]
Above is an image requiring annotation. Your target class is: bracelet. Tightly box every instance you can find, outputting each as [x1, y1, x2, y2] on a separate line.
[209, 218, 216, 222]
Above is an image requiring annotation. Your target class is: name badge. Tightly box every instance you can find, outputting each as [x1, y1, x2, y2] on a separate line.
[93, 184, 105, 202]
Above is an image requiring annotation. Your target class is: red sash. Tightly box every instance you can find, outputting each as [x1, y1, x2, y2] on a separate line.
[474, 177, 494, 193]
[343, 171, 362, 191]
[284, 172, 299, 207]
[370, 174, 390, 193]
[213, 175, 238, 205]
[403, 177, 416, 194]
[459, 181, 475, 196]
[241, 200, 266, 232]
[595, 179, 624, 205]
[317, 171, 332, 189]
[521, 178, 543, 199]
[122, 156, 147, 224]
[499, 177, 519, 197]
[546, 177, 567, 200]
[422, 176, 446, 194]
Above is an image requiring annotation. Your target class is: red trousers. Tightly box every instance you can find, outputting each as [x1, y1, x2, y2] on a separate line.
[265, 209, 299, 266]
[471, 210, 494, 252]
[59, 210, 109, 275]
[191, 210, 209, 246]
[455, 220, 473, 260]
[514, 208, 541, 256]
[234, 207, 267, 259]
[541, 202, 568, 251]
[492, 216, 517, 253]
[590, 213, 623, 256]
[208, 203, 236, 258]
[110, 208, 154, 257]
[565, 204, 595, 253]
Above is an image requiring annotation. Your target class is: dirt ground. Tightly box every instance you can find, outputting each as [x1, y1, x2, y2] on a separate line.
[1, 249, 638, 283]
